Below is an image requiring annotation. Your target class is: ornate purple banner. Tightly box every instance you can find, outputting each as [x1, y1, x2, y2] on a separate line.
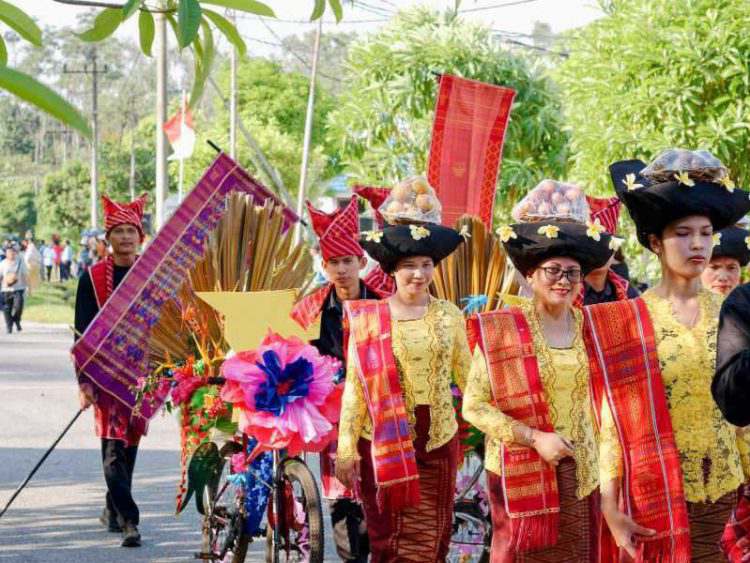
[71, 153, 299, 420]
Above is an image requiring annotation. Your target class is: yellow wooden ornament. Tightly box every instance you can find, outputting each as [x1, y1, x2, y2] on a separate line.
[196, 289, 320, 353]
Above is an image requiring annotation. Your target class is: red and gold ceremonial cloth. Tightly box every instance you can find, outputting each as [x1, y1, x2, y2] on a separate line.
[344, 299, 420, 512]
[427, 74, 515, 229]
[475, 307, 561, 551]
[583, 298, 691, 562]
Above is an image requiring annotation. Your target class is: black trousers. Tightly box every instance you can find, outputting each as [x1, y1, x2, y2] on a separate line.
[330, 497, 369, 562]
[3, 291, 23, 331]
[101, 439, 139, 526]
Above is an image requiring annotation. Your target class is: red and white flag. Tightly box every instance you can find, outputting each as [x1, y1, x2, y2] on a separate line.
[163, 102, 196, 161]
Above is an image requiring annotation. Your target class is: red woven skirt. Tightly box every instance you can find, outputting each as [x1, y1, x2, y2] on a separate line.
[357, 405, 459, 563]
[487, 458, 597, 563]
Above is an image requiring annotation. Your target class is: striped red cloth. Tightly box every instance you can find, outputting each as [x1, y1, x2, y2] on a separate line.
[102, 193, 147, 241]
[428, 74, 515, 229]
[306, 195, 363, 261]
[475, 307, 560, 551]
[344, 300, 420, 512]
[583, 298, 691, 562]
[586, 196, 621, 235]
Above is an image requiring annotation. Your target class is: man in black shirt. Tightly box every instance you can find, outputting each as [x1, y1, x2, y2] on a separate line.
[291, 196, 389, 562]
[75, 194, 147, 548]
[714, 283, 750, 426]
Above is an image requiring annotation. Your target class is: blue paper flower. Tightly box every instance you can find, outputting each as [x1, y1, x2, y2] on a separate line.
[253, 350, 314, 416]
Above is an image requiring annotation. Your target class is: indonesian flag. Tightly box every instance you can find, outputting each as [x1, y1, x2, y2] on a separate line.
[163, 104, 196, 161]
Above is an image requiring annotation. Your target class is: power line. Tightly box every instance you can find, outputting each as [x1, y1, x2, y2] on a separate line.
[459, 0, 539, 13]
[234, 13, 388, 24]
[239, 34, 343, 83]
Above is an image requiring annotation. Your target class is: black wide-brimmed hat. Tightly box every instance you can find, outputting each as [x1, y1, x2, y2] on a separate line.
[360, 223, 463, 273]
[712, 226, 750, 266]
[610, 159, 750, 250]
[502, 220, 613, 276]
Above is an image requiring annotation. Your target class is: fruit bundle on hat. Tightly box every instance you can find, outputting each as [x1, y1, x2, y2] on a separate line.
[499, 180, 614, 276]
[610, 149, 750, 250]
[102, 193, 147, 241]
[306, 195, 364, 261]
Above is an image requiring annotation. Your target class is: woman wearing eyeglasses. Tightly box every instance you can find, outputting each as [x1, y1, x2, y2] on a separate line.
[463, 183, 615, 562]
[586, 151, 750, 561]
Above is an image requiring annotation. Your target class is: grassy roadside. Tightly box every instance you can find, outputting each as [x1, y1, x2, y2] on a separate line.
[23, 279, 77, 325]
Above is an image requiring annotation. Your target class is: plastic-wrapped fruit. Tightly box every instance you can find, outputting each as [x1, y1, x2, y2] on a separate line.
[642, 148, 728, 183]
[391, 183, 412, 202]
[540, 180, 556, 193]
[537, 201, 552, 215]
[416, 193, 434, 212]
[556, 202, 571, 215]
[387, 201, 404, 214]
[412, 177, 430, 195]
[551, 192, 564, 204]
[565, 187, 581, 201]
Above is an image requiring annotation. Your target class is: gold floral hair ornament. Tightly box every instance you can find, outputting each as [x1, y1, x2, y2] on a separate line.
[586, 219, 606, 241]
[459, 225, 471, 239]
[608, 236, 624, 251]
[496, 225, 517, 243]
[623, 173, 644, 191]
[409, 224, 430, 241]
[745, 235, 750, 250]
[674, 170, 695, 187]
[720, 176, 736, 192]
[537, 224, 560, 239]
[713, 232, 722, 247]
[363, 230, 384, 243]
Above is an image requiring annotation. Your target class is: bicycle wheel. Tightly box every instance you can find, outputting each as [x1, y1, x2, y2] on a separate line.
[200, 445, 251, 563]
[265, 457, 324, 563]
[448, 451, 490, 563]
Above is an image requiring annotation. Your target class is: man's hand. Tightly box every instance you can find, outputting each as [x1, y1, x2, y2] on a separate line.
[78, 386, 95, 410]
[335, 458, 360, 490]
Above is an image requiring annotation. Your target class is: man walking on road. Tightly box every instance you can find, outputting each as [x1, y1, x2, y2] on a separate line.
[74, 194, 148, 548]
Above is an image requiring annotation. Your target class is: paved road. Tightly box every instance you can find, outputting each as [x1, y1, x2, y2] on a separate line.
[0, 323, 335, 562]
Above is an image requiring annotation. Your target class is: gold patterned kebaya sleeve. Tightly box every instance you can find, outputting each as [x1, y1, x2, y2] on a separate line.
[451, 313, 472, 393]
[598, 397, 624, 484]
[462, 347, 517, 444]
[336, 337, 368, 462]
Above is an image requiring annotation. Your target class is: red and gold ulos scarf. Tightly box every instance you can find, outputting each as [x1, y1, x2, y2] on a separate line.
[344, 299, 420, 512]
[475, 307, 560, 551]
[583, 298, 691, 562]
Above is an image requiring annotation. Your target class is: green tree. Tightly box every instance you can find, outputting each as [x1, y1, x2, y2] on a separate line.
[36, 160, 90, 241]
[326, 8, 569, 218]
[0, 177, 36, 236]
[555, 0, 750, 192]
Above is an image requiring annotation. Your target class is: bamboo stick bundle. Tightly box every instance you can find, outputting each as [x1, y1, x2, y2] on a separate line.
[431, 215, 517, 315]
[148, 195, 312, 362]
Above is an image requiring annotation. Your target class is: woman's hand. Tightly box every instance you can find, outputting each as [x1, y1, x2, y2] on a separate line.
[602, 507, 657, 559]
[532, 430, 574, 467]
[335, 458, 360, 490]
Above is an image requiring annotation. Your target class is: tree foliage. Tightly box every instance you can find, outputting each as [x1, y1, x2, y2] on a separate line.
[555, 0, 750, 192]
[326, 8, 569, 218]
[36, 160, 91, 242]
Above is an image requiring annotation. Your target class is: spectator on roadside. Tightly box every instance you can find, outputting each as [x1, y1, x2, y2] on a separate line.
[22, 238, 42, 294]
[0, 244, 29, 334]
[43, 243, 55, 282]
[61, 240, 73, 281]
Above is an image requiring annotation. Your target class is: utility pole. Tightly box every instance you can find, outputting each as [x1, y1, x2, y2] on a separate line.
[154, 4, 169, 231]
[295, 19, 323, 244]
[229, 10, 238, 159]
[63, 47, 108, 229]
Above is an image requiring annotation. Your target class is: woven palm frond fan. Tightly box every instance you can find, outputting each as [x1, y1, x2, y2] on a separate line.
[149, 193, 313, 363]
[431, 215, 518, 316]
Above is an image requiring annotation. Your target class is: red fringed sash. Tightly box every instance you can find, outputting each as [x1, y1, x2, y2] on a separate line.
[89, 256, 114, 309]
[475, 307, 560, 551]
[344, 300, 420, 512]
[583, 298, 691, 562]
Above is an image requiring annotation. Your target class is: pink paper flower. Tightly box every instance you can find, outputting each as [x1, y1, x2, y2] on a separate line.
[220, 332, 342, 456]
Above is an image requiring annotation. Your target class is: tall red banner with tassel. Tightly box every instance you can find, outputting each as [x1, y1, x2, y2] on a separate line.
[427, 75, 515, 229]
